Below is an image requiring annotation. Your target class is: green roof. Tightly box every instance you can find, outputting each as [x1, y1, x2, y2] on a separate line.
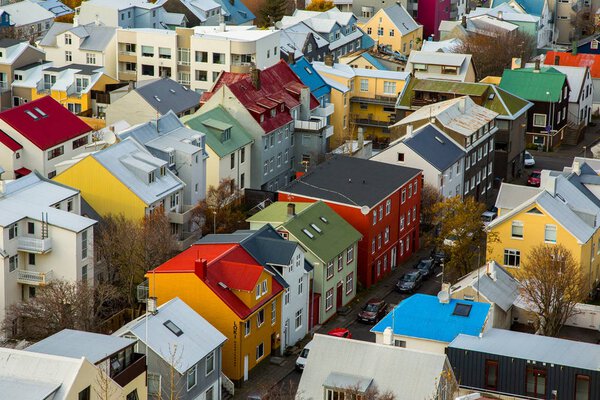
[247, 202, 313, 226]
[249, 201, 362, 262]
[499, 67, 567, 103]
[483, 86, 532, 119]
[182, 105, 253, 158]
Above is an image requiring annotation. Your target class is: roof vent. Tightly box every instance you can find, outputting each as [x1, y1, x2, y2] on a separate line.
[488, 93, 495, 100]
[434, 136, 444, 144]
[218, 281, 228, 289]
[154, 95, 161, 102]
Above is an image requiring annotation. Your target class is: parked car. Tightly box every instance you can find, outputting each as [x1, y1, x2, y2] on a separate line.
[295, 340, 313, 371]
[415, 258, 437, 279]
[357, 298, 388, 323]
[431, 248, 446, 264]
[527, 170, 541, 187]
[481, 210, 497, 226]
[328, 327, 352, 338]
[396, 270, 424, 293]
[524, 151, 535, 167]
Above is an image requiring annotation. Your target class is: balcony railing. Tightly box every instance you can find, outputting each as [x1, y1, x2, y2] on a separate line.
[17, 269, 53, 286]
[313, 103, 334, 117]
[137, 280, 149, 303]
[18, 237, 52, 254]
[294, 117, 327, 131]
[323, 125, 334, 138]
[351, 95, 397, 105]
[168, 204, 195, 225]
[351, 115, 394, 128]
[113, 353, 146, 388]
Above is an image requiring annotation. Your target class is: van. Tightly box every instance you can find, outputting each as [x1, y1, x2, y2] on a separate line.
[481, 210, 497, 226]
[295, 340, 313, 371]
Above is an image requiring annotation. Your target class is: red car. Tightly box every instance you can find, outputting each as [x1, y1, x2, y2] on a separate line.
[527, 170, 541, 187]
[327, 328, 352, 338]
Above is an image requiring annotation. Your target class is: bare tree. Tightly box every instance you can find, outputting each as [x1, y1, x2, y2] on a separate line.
[454, 30, 536, 80]
[192, 179, 247, 236]
[517, 244, 586, 337]
[420, 183, 443, 233]
[94, 366, 119, 400]
[157, 343, 184, 400]
[3, 280, 121, 340]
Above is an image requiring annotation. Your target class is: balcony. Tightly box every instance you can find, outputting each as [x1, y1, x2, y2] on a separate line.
[0, 81, 9, 93]
[18, 236, 52, 254]
[17, 269, 53, 286]
[118, 70, 137, 81]
[136, 280, 148, 303]
[112, 353, 146, 388]
[168, 204, 195, 225]
[313, 103, 334, 117]
[351, 115, 394, 128]
[294, 117, 327, 132]
[351, 95, 397, 106]
[323, 125, 334, 138]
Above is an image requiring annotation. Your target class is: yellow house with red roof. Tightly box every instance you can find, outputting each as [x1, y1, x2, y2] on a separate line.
[147, 242, 283, 384]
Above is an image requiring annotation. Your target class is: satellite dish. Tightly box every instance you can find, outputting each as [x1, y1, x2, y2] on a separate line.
[275, 21, 283, 30]
[360, 205, 370, 215]
[437, 290, 450, 304]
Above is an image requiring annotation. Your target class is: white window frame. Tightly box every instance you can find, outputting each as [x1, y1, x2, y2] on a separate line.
[533, 113, 547, 127]
[187, 364, 197, 391]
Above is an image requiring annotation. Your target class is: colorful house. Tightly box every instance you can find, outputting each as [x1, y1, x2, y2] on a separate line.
[404, 51, 476, 82]
[360, 4, 423, 55]
[278, 155, 422, 289]
[486, 159, 600, 295]
[247, 201, 362, 325]
[146, 242, 284, 385]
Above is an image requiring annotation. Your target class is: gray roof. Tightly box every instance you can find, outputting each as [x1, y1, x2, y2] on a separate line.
[40, 23, 116, 52]
[298, 334, 450, 400]
[451, 261, 519, 312]
[26, 329, 135, 364]
[135, 77, 201, 115]
[114, 297, 226, 374]
[402, 124, 465, 172]
[281, 156, 421, 209]
[449, 328, 600, 371]
[383, 4, 421, 35]
[495, 183, 542, 210]
[90, 137, 185, 205]
[0, 377, 60, 400]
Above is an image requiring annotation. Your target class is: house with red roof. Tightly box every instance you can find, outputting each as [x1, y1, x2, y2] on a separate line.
[0, 96, 93, 179]
[147, 241, 284, 385]
[200, 60, 329, 191]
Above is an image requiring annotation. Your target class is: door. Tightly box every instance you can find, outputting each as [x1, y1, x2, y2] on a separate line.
[243, 355, 248, 381]
[336, 283, 343, 310]
[284, 319, 289, 349]
[391, 247, 397, 270]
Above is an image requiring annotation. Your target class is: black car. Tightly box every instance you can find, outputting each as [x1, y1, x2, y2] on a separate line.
[431, 248, 446, 264]
[357, 298, 388, 323]
[415, 258, 437, 279]
[396, 270, 424, 293]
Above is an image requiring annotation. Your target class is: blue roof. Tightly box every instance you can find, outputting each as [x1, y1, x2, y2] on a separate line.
[492, 0, 544, 16]
[290, 57, 331, 100]
[371, 294, 490, 343]
[361, 33, 375, 49]
[31, 0, 74, 17]
[213, 0, 255, 25]
[361, 53, 389, 71]
[403, 124, 465, 172]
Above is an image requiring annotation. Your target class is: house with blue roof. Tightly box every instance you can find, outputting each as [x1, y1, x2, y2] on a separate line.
[371, 293, 491, 354]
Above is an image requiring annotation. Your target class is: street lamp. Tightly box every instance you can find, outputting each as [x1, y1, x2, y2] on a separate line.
[213, 211, 216, 234]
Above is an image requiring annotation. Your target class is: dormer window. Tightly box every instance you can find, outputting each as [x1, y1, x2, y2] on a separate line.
[65, 34, 71, 45]
[168, 151, 175, 166]
[148, 171, 156, 183]
[280, 104, 284, 112]
[160, 166, 166, 176]
[260, 114, 265, 123]
[270, 109, 276, 117]
[221, 128, 231, 142]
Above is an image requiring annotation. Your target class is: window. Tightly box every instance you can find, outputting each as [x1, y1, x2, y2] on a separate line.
[159, 47, 171, 59]
[384, 227, 390, 243]
[504, 249, 521, 267]
[576, 374, 590, 400]
[257, 309, 265, 327]
[401, 189, 406, 203]
[346, 272, 353, 294]
[195, 51, 208, 62]
[213, 53, 225, 64]
[9, 255, 18, 272]
[373, 210, 377, 225]
[371, 238, 375, 254]
[262, 280, 267, 295]
[126, 390, 139, 400]
[511, 221, 523, 238]
[47, 146, 64, 160]
[187, 365, 197, 390]
[325, 288, 333, 311]
[407, 210, 411, 224]
[346, 246, 354, 264]
[65, 33, 72, 45]
[337, 253, 343, 271]
[295, 309, 302, 329]
[485, 360, 498, 390]
[148, 373, 161, 396]
[73, 136, 88, 149]
[141, 45, 154, 57]
[256, 342, 264, 360]
[284, 288, 290, 305]
[389, 29, 395, 36]
[27, 222, 34, 234]
[385, 199, 391, 215]
[383, 81, 396, 94]
[205, 386, 215, 400]
[327, 260, 334, 279]
[545, 224, 557, 243]
[78, 387, 91, 400]
[8, 223, 17, 239]
[244, 320, 251, 336]
[360, 79, 368, 91]
[526, 367, 546, 397]
[378, 234, 382, 249]
[255, 283, 261, 299]
[65, 51, 72, 62]
[397, 152, 404, 162]
[412, 206, 416, 221]
[298, 276, 303, 295]
[86, 53, 96, 64]
[533, 113, 547, 127]
[141, 64, 155, 76]
[271, 300, 276, 324]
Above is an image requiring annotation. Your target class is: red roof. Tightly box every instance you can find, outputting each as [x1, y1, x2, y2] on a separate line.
[0, 96, 92, 150]
[545, 51, 600, 78]
[152, 243, 284, 319]
[201, 60, 320, 134]
[0, 129, 21, 152]
[14, 167, 31, 177]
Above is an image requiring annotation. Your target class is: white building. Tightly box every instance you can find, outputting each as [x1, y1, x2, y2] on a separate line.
[371, 123, 466, 198]
[74, 0, 183, 30]
[551, 65, 594, 126]
[1, 0, 54, 40]
[0, 172, 96, 323]
[38, 23, 118, 78]
[116, 26, 280, 93]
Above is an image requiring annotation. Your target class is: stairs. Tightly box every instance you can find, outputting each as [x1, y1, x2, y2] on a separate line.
[221, 372, 235, 400]
[222, 385, 233, 400]
[563, 121, 585, 146]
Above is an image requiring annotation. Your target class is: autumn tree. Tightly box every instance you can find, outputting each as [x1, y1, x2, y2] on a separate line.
[517, 244, 586, 337]
[306, 0, 334, 11]
[192, 178, 247, 236]
[3, 280, 121, 341]
[454, 29, 536, 80]
[258, 0, 288, 27]
[420, 183, 443, 233]
[431, 196, 492, 281]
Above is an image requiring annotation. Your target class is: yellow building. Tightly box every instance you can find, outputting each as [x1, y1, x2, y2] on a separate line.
[360, 4, 423, 55]
[486, 166, 600, 296]
[13, 64, 120, 117]
[314, 59, 409, 148]
[147, 242, 282, 384]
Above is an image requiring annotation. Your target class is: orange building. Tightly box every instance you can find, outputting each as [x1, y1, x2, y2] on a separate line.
[147, 243, 283, 385]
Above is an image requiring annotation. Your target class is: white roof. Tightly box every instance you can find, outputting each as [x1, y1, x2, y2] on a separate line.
[114, 297, 226, 374]
[298, 334, 450, 400]
[83, 0, 164, 10]
[193, 25, 278, 41]
[313, 61, 410, 80]
[469, 14, 519, 32]
[420, 38, 461, 53]
[1, 0, 54, 25]
[280, 22, 329, 59]
[0, 41, 39, 65]
[405, 50, 473, 82]
[550, 65, 589, 103]
[281, 7, 355, 31]
[321, 75, 349, 93]
[468, 4, 540, 23]
[0, 172, 96, 232]
[495, 182, 543, 210]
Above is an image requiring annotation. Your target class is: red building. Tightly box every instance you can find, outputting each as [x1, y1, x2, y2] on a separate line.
[278, 156, 422, 289]
[417, 0, 451, 39]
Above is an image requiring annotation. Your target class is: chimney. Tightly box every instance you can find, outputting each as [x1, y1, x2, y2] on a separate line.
[545, 175, 557, 196]
[195, 258, 208, 280]
[382, 326, 393, 345]
[534, 59, 540, 72]
[406, 124, 413, 137]
[497, 10, 503, 20]
[573, 160, 581, 175]
[358, 127, 364, 149]
[218, 15, 226, 32]
[300, 86, 310, 120]
[438, 283, 451, 304]
[250, 65, 260, 90]
[554, 55, 560, 65]
[324, 53, 334, 67]
[572, 40, 578, 55]
[287, 51, 295, 65]
[461, 15, 467, 28]
[287, 203, 296, 217]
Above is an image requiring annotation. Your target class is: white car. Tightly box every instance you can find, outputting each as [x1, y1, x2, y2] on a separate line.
[295, 340, 313, 371]
[524, 151, 535, 167]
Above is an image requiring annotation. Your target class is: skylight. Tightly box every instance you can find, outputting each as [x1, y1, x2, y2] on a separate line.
[34, 107, 47, 117]
[25, 110, 39, 120]
[310, 223, 322, 233]
[434, 136, 445, 144]
[163, 320, 183, 336]
[169, 89, 176, 94]
[302, 228, 314, 239]
[154, 95, 161, 102]
[320, 216, 329, 224]
[452, 303, 472, 317]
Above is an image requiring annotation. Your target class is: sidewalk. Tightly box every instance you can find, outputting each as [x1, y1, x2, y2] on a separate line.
[528, 127, 600, 160]
[233, 243, 432, 399]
